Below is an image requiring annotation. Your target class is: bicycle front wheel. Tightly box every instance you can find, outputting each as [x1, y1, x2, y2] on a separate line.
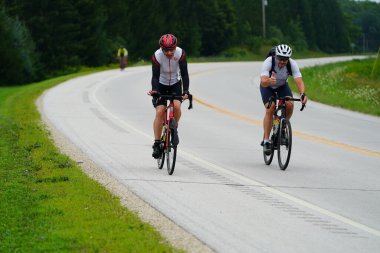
[277, 119, 292, 170]
[166, 128, 177, 175]
[157, 149, 165, 170]
[157, 132, 166, 170]
[263, 134, 275, 165]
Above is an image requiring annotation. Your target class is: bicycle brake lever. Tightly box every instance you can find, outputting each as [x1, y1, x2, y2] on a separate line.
[188, 94, 193, 110]
[300, 103, 306, 111]
[149, 91, 161, 98]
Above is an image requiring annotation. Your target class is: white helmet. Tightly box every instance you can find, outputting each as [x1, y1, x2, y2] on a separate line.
[276, 44, 292, 57]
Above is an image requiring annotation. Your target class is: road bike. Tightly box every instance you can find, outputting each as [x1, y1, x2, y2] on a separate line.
[153, 93, 193, 175]
[117, 56, 127, 70]
[262, 93, 305, 170]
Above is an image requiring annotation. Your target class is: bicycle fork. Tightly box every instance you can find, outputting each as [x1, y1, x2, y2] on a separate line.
[167, 103, 179, 146]
[162, 104, 174, 150]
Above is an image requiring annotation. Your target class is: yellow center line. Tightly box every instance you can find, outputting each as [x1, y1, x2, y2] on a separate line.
[194, 96, 380, 158]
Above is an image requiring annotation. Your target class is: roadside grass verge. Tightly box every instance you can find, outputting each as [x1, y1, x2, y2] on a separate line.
[289, 58, 380, 116]
[0, 71, 182, 252]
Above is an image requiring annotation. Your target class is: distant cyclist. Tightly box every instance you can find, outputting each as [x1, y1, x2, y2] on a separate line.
[147, 34, 190, 159]
[260, 44, 308, 155]
[116, 46, 128, 70]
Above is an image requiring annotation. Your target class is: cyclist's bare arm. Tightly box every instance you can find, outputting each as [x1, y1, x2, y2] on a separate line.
[293, 77, 307, 104]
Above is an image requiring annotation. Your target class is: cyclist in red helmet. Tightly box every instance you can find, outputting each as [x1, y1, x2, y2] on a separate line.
[148, 34, 190, 159]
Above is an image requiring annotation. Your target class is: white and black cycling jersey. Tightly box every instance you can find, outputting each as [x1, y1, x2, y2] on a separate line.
[151, 47, 189, 93]
[260, 57, 302, 89]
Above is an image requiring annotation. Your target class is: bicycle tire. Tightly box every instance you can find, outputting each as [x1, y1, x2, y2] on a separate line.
[277, 119, 292, 170]
[166, 128, 177, 175]
[157, 147, 165, 170]
[263, 132, 275, 165]
[157, 128, 166, 170]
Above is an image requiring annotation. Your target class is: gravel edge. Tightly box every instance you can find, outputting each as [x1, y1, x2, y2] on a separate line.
[36, 92, 214, 253]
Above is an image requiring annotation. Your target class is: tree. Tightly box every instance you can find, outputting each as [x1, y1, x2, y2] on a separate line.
[75, 0, 109, 66]
[175, 0, 202, 56]
[286, 19, 308, 52]
[12, 0, 83, 73]
[339, 0, 380, 52]
[0, 8, 37, 85]
[104, 0, 131, 60]
[309, 0, 350, 52]
[196, 0, 237, 55]
[231, 0, 262, 41]
[124, 0, 167, 60]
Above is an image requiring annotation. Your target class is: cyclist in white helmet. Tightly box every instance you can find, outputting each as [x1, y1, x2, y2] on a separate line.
[260, 44, 308, 155]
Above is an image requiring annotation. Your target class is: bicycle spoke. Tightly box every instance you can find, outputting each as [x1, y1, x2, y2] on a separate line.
[157, 127, 166, 170]
[277, 119, 292, 170]
[166, 129, 177, 175]
[263, 132, 275, 165]
[157, 148, 165, 170]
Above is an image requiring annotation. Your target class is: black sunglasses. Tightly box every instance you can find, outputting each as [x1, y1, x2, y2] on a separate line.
[277, 56, 289, 62]
[163, 48, 175, 52]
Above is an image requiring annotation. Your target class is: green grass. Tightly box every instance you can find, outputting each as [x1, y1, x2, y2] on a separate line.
[0, 70, 183, 252]
[289, 58, 380, 116]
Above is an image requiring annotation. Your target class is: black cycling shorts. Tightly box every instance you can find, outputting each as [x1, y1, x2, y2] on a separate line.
[260, 83, 293, 105]
[152, 81, 183, 108]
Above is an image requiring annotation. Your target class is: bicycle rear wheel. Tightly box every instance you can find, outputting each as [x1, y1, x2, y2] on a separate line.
[166, 128, 177, 175]
[277, 119, 292, 170]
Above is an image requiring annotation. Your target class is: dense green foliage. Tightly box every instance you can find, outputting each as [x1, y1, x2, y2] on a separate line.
[0, 8, 38, 83]
[0, 71, 183, 253]
[0, 0, 379, 85]
[338, 0, 380, 53]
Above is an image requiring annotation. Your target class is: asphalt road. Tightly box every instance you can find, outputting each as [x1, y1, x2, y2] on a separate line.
[41, 56, 380, 253]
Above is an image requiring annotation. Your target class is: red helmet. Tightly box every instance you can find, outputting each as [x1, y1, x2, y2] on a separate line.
[159, 34, 177, 50]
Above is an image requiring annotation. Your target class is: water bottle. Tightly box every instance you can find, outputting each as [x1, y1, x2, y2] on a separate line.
[162, 125, 166, 142]
[273, 115, 279, 134]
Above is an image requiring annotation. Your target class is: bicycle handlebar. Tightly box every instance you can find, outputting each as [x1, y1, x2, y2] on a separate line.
[150, 92, 193, 110]
[267, 96, 306, 111]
